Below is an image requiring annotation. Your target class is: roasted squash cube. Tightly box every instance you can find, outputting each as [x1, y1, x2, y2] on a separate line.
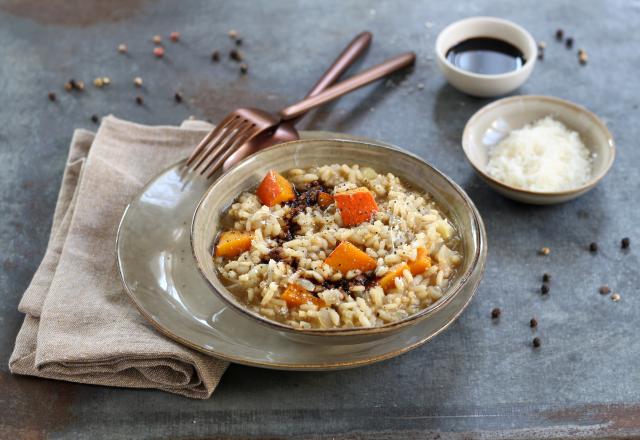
[215, 231, 253, 258]
[378, 263, 409, 292]
[256, 170, 296, 207]
[281, 283, 325, 307]
[324, 241, 377, 275]
[408, 247, 432, 275]
[334, 187, 378, 226]
[317, 191, 334, 208]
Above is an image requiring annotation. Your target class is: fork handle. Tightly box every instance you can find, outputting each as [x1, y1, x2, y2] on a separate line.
[304, 31, 372, 99]
[279, 52, 416, 120]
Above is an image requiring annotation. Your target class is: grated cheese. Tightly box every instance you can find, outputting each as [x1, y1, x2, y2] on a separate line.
[486, 116, 592, 192]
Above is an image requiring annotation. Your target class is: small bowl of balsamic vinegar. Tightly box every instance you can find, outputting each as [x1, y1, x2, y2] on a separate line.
[435, 17, 537, 97]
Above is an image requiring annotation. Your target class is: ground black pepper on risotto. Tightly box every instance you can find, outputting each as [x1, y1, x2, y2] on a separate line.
[213, 164, 462, 329]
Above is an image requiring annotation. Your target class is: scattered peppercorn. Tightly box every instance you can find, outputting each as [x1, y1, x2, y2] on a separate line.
[578, 49, 588, 65]
[228, 29, 238, 39]
[153, 47, 165, 58]
[93, 77, 104, 88]
[537, 51, 544, 60]
[64, 82, 73, 91]
[539, 247, 551, 255]
[491, 307, 501, 319]
[76, 80, 85, 91]
[235, 37, 243, 46]
[135, 95, 144, 105]
[91, 114, 99, 124]
[102, 77, 111, 85]
[541, 284, 550, 295]
[621, 237, 630, 249]
[530, 318, 538, 328]
[133, 77, 143, 87]
[229, 49, 242, 62]
[599, 285, 611, 295]
[565, 37, 573, 49]
[48, 92, 56, 101]
[611, 293, 621, 302]
[542, 273, 551, 283]
[118, 43, 128, 54]
[152, 35, 162, 44]
[174, 92, 183, 103]
[239, 63, 248, 74]
[211, 50, 220, 62]
[555, 29, 563, 40]
[533, 337, 541, 348]
[589, 242, 598, 252]
[538, 41, 546, 50]
[170, 31, 180, 42]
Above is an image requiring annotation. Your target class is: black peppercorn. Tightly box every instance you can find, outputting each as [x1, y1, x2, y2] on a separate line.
[211, 50, 220, 62]
[135, 95, 144, 105]
[542, 273, 551, 283]
[621, 237, 630, 249]
[533, 337, 541, 348]
[599, 285, 611, 295]
[491, 308, 501, 319]
[48, 92, 56, 101]
[541, 284, 550, 295]
[555, 29, 564, 40]
[589, 242, 598, 252]
[235, 38, 243, 46]
[530, 318, 538, 328]
[239, 63, 248, 74]
[565, 37, 574, 48]
[229, 49, 242, 62]
[91, 114, 99, 124]
[174, 92, 183, 103]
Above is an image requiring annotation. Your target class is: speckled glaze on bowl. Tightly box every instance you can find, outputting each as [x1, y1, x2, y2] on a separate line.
[192, 139, 487, 344]
[462, 95, 616, 204]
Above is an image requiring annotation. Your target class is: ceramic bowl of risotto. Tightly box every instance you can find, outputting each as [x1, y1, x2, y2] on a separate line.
[191, 139, 486, 344]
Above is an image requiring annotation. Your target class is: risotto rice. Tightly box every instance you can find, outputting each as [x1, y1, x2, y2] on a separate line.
[213, 164, 462, 329]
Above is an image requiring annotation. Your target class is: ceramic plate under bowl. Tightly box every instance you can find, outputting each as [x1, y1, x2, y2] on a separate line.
[117, 131, 486, 369]
[462, 95, 615, 204]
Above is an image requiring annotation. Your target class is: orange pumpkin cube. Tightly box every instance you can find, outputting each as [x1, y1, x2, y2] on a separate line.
[317, 191, 334, 208]
[408, 247, 432, 275]
[215, 231, 253, 258]
[378, 263, 409, 292]
[334, 187, 378, 226]
[256, 170, 296, 207]
[324, 241, 377, 275]
[281, 283, 325, 307]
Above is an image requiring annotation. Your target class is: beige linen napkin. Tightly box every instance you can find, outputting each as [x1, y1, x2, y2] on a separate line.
[9, 116, 228, 399]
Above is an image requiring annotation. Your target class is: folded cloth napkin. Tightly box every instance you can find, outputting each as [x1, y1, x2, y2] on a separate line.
[9, 116, 228, 399]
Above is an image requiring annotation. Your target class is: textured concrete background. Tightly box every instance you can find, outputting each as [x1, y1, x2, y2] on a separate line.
[1, 0, 639, 438]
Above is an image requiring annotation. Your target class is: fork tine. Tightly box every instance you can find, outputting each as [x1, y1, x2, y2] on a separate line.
[191, 117, 245, 173]
[197, 121, 255, 175]
[205, 125, 261, 178]
[186, 113, 237, 166]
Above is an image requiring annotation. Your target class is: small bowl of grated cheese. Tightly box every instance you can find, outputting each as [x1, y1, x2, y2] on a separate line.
[462, 95, 615, 204]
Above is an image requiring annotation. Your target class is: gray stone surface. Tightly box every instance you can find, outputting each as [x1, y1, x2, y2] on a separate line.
[1, 0, 639, 438]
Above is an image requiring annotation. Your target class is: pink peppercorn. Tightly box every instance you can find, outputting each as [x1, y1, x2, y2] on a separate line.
[170, 31, 180, 42]
[153, 47, 165, 58]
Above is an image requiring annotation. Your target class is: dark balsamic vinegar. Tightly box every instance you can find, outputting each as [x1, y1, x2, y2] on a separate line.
[446, 37, 526, 75]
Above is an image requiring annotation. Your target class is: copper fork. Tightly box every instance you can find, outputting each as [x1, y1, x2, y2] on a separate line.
[186, 52, 415, 178]
[222, 31, 373, 171]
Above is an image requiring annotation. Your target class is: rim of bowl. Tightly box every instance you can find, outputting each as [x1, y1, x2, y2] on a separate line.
[435, 16, 537, 80]
[191, 139, 487, 337]
[462, 94, 616, 197]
